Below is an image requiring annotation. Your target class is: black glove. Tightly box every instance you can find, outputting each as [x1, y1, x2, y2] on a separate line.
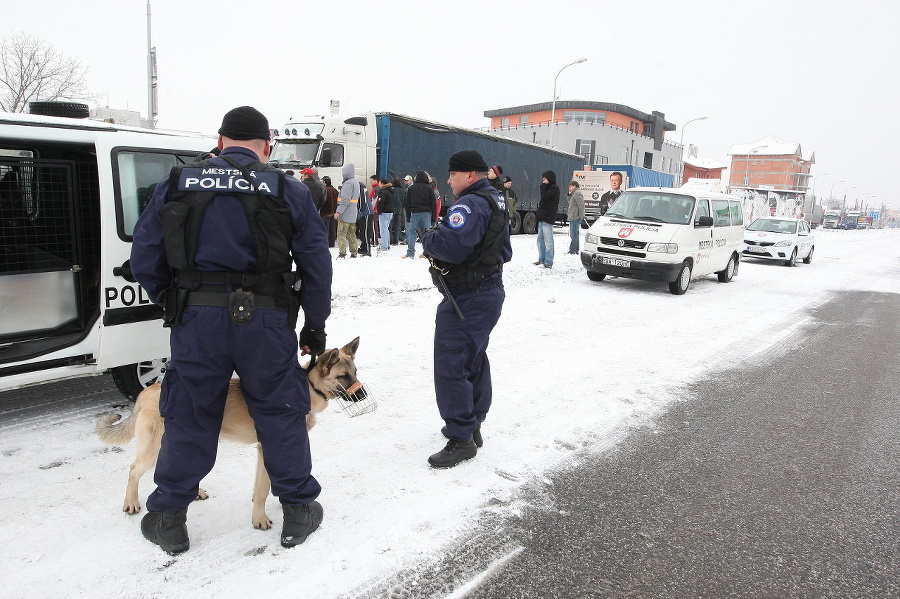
[299, 326, 326, 356]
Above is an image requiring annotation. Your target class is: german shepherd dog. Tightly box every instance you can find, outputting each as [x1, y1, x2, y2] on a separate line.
[96, 337, 363, 531]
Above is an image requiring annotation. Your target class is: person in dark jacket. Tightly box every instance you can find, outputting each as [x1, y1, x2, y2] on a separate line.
[487, 165, 504, 193]
[422, 149, 512, 468]
[300, 168, 326, 211]
[403, 170, 436, 258]
[390, 177, 406, 244]
[320, 175, 338, 247]
[375, 178, 394, 251]
[130, 106, 331, 554]
[535, 170, 559, 268]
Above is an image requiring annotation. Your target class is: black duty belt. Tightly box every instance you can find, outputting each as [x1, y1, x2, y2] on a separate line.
[185, 291, 285, 311]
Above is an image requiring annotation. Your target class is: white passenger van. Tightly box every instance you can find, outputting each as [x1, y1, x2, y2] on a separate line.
[580, 187, 743, 294]
[1, 105, 212, 398]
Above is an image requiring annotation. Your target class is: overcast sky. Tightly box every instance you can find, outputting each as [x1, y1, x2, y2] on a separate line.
[4, 0, 897, 209]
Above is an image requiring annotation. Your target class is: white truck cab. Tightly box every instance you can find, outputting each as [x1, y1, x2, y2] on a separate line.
[1, 107, 213, 398]
[580, 187, 743, 294]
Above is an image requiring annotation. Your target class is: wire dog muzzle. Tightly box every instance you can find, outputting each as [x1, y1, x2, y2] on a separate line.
[334, 381, 376, 417]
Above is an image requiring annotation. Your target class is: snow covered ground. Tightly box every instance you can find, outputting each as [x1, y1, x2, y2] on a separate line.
[1, 228, 898, 598]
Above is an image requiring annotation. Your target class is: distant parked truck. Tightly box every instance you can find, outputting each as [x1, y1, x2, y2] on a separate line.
[841, 210, 863, 229]
[822, 209, 842, 229]
[268, 111, 583, 235]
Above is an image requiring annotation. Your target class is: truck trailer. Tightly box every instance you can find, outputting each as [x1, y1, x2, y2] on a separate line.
[268, 112, 584, 234]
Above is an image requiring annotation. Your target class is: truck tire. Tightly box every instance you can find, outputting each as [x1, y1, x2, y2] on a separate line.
[587, 271, 606, 282]
[668, 262, 692, 295]
[522, 212, 537, 235]
[28, 101, 91, 119]
[717, 253, 738, 282]
[509, 212, 521, 235]
[111, 358, 169, 401]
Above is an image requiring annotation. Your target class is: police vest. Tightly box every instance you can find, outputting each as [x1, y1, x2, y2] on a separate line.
[430, 189, 508, 290]
[160, 156, 294, 299]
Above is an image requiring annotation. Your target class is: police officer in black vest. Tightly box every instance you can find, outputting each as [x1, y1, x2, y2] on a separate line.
[130, 106, 332, 553]
[422, 150, 512, 468]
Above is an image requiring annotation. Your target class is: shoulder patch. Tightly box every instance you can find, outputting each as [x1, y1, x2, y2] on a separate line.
[447, 210, 467, 228]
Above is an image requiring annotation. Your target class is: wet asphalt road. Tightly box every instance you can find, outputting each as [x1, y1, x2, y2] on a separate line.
[458, 290, 900, 599]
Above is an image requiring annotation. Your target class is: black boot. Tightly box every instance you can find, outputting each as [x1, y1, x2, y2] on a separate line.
[141, 509, 189, 555]
[428, 437, 477, 468]
[281, 501, 324, 548]
[441, 422, 483, 447]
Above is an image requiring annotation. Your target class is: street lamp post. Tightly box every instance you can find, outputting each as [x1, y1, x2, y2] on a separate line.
[549, 57, 587, 148]
[829, 180, 845, 207]
[678, 116, 707, 187]
[810, 172, 829, 201]
[741, 145, 767, 189]
[678, 116, 708, 154]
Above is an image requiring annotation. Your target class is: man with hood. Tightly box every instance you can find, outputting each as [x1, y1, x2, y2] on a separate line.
[535, 170, 559, 268]
[422, 149, 512, 468]
[335, 163, 360, 258]
[403, 170, 437, 258]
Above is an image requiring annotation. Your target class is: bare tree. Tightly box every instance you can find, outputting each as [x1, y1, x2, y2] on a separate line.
[0, 31, 94, 113]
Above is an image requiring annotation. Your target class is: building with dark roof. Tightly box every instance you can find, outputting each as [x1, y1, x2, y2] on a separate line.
[483, 101, 682, 178]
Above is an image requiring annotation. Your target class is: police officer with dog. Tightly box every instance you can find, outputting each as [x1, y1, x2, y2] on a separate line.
[422, 150, 512, 468]
[130, 106, 332, 553]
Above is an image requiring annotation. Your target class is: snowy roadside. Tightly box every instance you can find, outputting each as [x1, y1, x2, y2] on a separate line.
[0, 229, 898, 598]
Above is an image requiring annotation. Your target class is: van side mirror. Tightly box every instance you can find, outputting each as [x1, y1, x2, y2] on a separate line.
[696, 216, 713, 227]
[319, 148, 332, 167]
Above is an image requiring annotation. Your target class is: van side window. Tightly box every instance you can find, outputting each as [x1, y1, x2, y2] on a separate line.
[115, 150, 201, 239]
[695, 198, 710, 225]
[711, 199, 730, 227]
[729, 201, 743, 226]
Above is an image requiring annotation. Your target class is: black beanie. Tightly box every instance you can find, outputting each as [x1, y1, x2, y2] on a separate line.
[218, 106, 270, 141]
[448, 149, 488, 173]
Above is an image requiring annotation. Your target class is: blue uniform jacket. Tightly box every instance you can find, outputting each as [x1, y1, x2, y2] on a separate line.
[130, 146, 333, 329]
[422, 178, 512, 278]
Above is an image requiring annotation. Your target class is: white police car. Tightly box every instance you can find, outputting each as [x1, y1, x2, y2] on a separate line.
[743, 217, 815, 267]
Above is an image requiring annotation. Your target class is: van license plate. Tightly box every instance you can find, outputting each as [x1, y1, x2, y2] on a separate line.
[601, 257, 630, 268]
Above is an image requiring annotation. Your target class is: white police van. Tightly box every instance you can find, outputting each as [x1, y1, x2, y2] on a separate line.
[1, 104, 212, 398]
[580, 187, 743, 294]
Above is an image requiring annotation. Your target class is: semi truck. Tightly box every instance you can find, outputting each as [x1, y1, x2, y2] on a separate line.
[821, 209, 841, 229]
[268, 112, 584, 234]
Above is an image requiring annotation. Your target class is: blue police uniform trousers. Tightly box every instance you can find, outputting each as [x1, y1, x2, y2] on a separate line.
[146, 305, 320, 513]
[433, 277, 505, 441]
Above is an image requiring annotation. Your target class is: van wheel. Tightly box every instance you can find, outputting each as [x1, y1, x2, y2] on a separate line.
[509, 212, 521, 235]
[784, 248, 797, 267]
[28, 101, 91, 118]
[717, 254, 737, 282]
[111, 358, 169, 401]
[669, 262, 692, 295]
[803, 246, 814, 264]
[587, 271, 606, 282]
[522, 212, 537, 234]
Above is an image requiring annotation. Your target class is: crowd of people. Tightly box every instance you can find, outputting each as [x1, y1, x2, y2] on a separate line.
[312, 161, 597, 268]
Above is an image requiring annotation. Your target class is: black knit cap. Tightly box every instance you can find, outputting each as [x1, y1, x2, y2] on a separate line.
[218, 106, 270, 141]
[448, 149, 488, 173]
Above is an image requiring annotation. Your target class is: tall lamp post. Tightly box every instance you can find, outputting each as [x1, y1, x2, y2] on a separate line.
[678, 116, 707, 187]
[549, 57, 587, 148]
[679, 116, 708, 154]
[810, 172, 828, 203]
[742, 145, 767, 189]
[829, 180, 845, 207]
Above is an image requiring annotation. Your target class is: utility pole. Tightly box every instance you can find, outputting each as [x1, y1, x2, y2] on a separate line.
[147, 1, 158, 129]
